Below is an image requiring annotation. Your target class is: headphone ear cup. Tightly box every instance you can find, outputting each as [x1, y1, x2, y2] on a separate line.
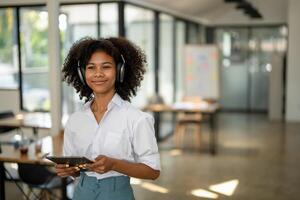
[117, 54, 126, 83]
[116, 63, 120, 82]
[119, 63, 125, 83]
[116, 63, 125, 83]
[117, 62, 124, 83]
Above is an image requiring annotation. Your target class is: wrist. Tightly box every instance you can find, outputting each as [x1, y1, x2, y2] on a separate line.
[71, 171, 80, 178]
[111, 158, 118, 171]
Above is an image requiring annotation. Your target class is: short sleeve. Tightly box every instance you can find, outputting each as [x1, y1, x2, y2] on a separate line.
[132, 114, 161, 171]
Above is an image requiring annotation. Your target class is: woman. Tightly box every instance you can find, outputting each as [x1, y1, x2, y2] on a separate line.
[55, 37, 160, 200]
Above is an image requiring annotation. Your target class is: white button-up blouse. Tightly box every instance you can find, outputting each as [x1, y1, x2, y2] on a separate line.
[63, 93, 161, 180]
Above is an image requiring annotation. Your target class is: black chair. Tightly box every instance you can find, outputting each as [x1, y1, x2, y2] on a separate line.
[18, 163, 72, 200]
[0, 110, 19, 155]
[0, 111, 21, 183]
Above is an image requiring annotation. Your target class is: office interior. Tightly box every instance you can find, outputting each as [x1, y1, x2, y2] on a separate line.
[0, 0, 300, 199]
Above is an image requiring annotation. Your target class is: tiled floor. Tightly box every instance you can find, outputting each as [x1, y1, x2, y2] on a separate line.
[3, 113, 300, 199]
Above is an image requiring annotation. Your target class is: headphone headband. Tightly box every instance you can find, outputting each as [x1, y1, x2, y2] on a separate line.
[77, 60, 86, 85]
[117, 54, 126, 83]
[120, 54, 125, 64]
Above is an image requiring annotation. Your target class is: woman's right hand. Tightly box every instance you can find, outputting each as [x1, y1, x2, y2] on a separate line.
[55, 164, 80, 178]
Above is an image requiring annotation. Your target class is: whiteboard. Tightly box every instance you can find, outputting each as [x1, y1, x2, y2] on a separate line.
[184, 45, 220, 99]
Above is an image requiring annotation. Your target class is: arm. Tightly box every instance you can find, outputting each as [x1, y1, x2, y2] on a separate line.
[86, 155, 160, 180]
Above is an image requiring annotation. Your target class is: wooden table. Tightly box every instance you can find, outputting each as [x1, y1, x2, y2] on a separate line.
[0, 133, 68, 200]
[0, 112, 51, 136]
[143, 102, 220, 155]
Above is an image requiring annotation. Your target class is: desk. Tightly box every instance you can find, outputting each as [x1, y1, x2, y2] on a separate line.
[0, 112, 51, 136]
[143, 103, 219, 155]
[0, 133, 68, 200]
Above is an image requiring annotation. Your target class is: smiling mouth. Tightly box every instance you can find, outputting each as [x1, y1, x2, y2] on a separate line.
[92, 80, 106, 85]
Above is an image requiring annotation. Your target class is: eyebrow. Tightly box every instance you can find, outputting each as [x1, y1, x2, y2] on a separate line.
[87, 61, 113, 65]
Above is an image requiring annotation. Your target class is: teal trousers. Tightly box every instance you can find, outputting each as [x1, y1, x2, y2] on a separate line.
[73, 173, 135, 200]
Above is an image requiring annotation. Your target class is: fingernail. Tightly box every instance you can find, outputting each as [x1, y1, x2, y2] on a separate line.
[65, 164, 69, 167]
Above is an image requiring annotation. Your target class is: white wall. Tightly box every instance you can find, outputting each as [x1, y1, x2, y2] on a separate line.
[269, 54, 283, 121]
[286, 0, 300, 122]
[0, 90, 20, 113]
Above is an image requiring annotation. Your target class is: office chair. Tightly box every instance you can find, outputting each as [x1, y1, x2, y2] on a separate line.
[0, 111, 22, 183]
[18, 163, 72, 200]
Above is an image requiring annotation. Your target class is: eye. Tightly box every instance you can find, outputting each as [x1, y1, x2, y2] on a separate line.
[102, 65, 112, 69]
[86, 65, 94, 69]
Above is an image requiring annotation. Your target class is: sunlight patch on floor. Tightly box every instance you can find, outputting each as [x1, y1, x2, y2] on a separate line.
[191, 188, 218, 199]
[209, 179, 239, 196]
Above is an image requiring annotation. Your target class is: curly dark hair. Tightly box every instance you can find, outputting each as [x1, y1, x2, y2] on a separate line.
[62, 37, 147, 102]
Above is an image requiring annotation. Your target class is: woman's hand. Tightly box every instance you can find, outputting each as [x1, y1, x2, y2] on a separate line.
[55, 164, 80, 178]
[86, 155, 115, 174]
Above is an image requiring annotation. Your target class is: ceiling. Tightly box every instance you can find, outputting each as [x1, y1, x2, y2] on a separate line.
[134, 0, 288, 25]
[0, 0, 289, 25]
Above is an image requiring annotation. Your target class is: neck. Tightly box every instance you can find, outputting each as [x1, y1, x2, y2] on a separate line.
[92, 90, 115, 112]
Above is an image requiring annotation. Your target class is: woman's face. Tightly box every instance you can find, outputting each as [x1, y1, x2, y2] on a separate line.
[85, 51, 117, 96]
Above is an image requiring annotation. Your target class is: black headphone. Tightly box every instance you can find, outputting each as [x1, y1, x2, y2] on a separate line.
[77, 54, 126, 85]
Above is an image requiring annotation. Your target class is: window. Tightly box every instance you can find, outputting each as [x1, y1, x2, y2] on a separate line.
[249, 27, 287, 110]
[187, 22, 200, 44]
[60, 4, 98, 123]
[159, 14, 174, 138]
[100, 3, 118, 37]
[0, 8, 19, 89]
[20, 7, 49, 111]
[215, 26, 287, 111]
[125, 5, 155, 107]
[175, 20, 186, 101]
[159, 14, 174, 104]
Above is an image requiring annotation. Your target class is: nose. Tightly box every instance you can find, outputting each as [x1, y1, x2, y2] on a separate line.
[94, 67, 104, 77]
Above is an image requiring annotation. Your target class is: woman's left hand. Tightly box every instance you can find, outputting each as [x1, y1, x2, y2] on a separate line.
[86, 155, 115, 174]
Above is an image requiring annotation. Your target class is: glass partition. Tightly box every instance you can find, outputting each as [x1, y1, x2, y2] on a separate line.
[159, 14, 174, 104]
[175, 20, 186, 102]
[159, 14, 174, 138]
[249, 27, 287, 110]
[100, 3, 118, 37]
[20, 7, 49, 111]
[215, 26, 287, 111]
[187, 22, 200, 44]
[0, 8, 19, 89]
[125, 5, 155, 107]
[216, 28, 249, 110]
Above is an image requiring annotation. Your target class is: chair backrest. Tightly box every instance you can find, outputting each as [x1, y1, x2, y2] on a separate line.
[177, 96, 203, 120]
[18, 163, 55, 186]
[0, 111, 15, 119]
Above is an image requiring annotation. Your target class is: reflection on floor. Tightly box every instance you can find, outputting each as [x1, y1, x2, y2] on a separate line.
[133, 113, 300, 200]
[4, 113, 300, 200]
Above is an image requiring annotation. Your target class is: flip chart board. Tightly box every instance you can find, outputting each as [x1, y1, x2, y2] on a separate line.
[184, 45, 220, 99]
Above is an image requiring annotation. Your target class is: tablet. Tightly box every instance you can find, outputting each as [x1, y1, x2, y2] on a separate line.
[46, 156, 94, 167]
